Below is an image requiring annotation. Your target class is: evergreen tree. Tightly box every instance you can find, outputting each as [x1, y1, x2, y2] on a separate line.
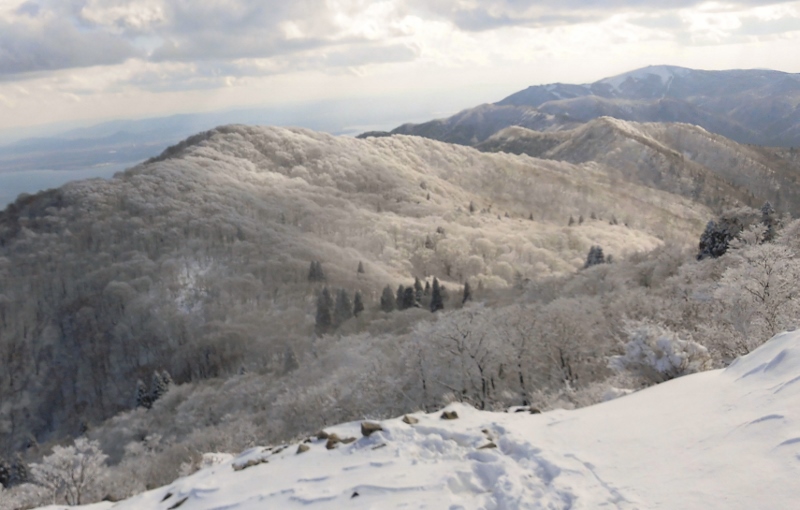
[462, 280, 472, 304]
[308, 261, 326, 282]
[424, 280, 431, 296]
[357, 261, 365, 274]
[334, 288, 353, 327]
[414, 277, 424, 304]
[9, 454, 28, 487]
[430, 278, 444, 312]
[584, 246, 606, 268]
[380, 285, 396, 313]
[425, 235, 434, 249]
[568, 215, 575, 226]
[579, 215, 584, 225]
[0, 457, 10, 488]
[135, 379, 151, 409]
[150, 371, 167, 403]
[761, 201, 777, 242]
[396, 285, 406, 310]
[402, 287, 419, 309]
[469, 201, 476, 213]
[353, 291, 365, 317]
[315, 287, 333, 335]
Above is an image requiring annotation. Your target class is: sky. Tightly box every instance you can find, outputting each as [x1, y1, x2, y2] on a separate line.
[1, 0, 800, 133]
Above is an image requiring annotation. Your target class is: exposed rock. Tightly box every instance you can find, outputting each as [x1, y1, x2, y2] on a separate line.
[478, 442, 497, 450]
[296, 444, 310, 454]
[232, 457, 268, 471]
[441, 411, 459, 420]
[361, 421, 383, 437]
[372, 443, 387, 450]
[530, 408, 542, 414]
[316, 430, 330, 440]
[325, 433, 342, 449]
[402, 415, 419, 425]
[341, 437, 357, 444]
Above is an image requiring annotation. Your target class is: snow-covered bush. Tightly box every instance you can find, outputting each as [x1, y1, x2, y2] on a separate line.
[30, 437, 108, 506]
[610, 322, 713, 383]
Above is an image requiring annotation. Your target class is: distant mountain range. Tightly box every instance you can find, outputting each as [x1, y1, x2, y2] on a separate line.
[369, 66, 800, 148]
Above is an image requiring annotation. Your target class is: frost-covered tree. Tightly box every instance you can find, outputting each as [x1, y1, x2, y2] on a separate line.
[698, 207, 758, 260]
[0, 458, 9, 488]
[380, 285, 396, 313]
[610, 322, 712, 383]
[761, 201, 777, 242]
[150, 370, 171, 404]
[31, 438, 108, 506]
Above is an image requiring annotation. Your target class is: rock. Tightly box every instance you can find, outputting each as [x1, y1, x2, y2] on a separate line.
[232, 457, 268, 471]
[316, 430, 330, 440]
[361, 421, 383, 437]
[351, 491, 360, 498]
[478, 442, 497, 450]
[372, 443, 387, 450]
[530, 408, 542, 414]
[325, 433, 342, 449]
[296, 444, 310, 454]
[341, 437, 357, 444]
[440, 410, 459, 420]
[402, 415, 419, 425]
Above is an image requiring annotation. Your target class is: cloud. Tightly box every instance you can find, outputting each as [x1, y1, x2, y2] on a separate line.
[0, 16, 139, 74]
[406, 0, 800, 31]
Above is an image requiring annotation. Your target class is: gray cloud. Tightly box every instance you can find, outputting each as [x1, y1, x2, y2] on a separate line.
[408, 0, 800, 31]
[0, 16, 139, 74]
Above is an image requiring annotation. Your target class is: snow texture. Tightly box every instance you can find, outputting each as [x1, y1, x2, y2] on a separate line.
[40, 330, 800, 509]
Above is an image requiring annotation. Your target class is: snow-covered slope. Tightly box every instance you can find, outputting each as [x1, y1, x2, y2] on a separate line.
[47, 330, 800, 509]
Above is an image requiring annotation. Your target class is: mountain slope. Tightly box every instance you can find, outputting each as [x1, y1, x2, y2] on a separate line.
[478, 117, 800, 214]
[43, 329, 800, 509]
[382, 66, 800, 148]
[0, 125, 711, 454]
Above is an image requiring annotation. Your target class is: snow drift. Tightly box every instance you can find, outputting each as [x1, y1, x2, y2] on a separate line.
[38, 329, 800, 509]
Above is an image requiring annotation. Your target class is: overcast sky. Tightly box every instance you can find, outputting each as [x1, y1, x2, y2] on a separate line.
[1, 0, 800, 132]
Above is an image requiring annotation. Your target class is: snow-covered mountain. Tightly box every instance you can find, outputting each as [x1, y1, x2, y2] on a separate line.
[381, 66, 800, 147]
[38, 329, 800, 509]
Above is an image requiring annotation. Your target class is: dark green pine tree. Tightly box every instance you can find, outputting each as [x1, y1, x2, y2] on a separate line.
[402, 286, 419, 309]
[9, 454, 27, 487]
[334, 288, 353, 327]
[357, 261, 365, 274]
[135, 379, 151, 409]
[151, 370, 172, 404]
[430, 278, 444, 312]
[353, 291, 365, 317]
[380, 285, 396, 312]
[462, 280, 472, 304]
[315, 287, 333, 335]
[414, 277, 424, 304]
[396, 285, 406, 310]
[0, 457, 10, 488]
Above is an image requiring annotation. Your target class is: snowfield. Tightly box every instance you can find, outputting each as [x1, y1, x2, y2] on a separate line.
[42, 330, 800, 509]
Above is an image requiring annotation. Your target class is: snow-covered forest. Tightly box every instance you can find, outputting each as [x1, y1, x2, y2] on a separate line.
[1, 124, 799, 508]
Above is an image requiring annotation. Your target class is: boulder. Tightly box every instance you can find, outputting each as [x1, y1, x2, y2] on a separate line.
[440, 410, 459, 420]
[361, 421, 383, 437]
[402, 415, 419, 425]
[296, 444, 310, 454]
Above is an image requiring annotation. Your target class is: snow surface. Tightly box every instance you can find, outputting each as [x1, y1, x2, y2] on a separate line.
[43, 330, 800, 509]
[600, 65, 690, 93]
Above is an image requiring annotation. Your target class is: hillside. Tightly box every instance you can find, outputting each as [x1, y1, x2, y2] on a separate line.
[376, 66, 800, 148]
[478, 118, 800, 214]
[0, 125, 711, 455]
[36, 329, 800, 510]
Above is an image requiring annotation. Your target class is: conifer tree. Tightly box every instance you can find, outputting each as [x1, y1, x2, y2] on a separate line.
[424, 280, 431, 295]
[380, 285, 396, 313]
[584, 246, 606, 268]
[353, 291, 365, 317]
[10, 454, 28, 486]
[308, 261, 326, 282]
[334, 288, 353, 327]
[357, 261, 365, 274]
[150, 371, 167, 403]
[396, 285, 406, 310]
[462, 280, 472, 304]
[0, 458, 10, 488]
[315, 287, 333, 335]
[414, 277, 424, 303]
[430, 278, 444, 312]
[402, 287, 419, 309]
[761, 201, 777, 242]
[135, 379, 151, 409]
